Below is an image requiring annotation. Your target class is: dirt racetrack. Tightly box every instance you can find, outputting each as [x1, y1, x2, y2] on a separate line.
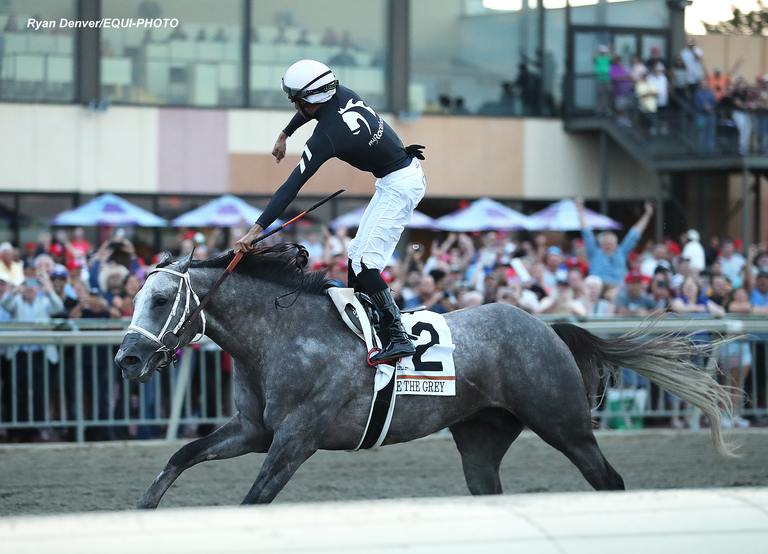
[1, 430, 767, 516]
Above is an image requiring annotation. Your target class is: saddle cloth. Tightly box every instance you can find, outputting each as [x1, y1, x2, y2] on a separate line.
[327, 288, 457, 450]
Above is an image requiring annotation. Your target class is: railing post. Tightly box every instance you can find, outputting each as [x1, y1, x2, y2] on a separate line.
[75, 343, 85, 443]
[166, 349, 193, 441]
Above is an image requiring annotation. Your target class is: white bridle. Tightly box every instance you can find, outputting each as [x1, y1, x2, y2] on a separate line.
[126, 267, 207, 355]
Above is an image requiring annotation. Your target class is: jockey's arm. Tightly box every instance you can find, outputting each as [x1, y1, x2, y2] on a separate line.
[235, 132, 335, 253]
[273, 112, 312, 163]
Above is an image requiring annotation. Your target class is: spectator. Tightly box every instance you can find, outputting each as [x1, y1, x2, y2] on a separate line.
[707, 275, 732, 308]
[610, 55, 634, 125]
[582, 275, 613, 316]
[496, 281, 540, 313]
[671, 276, 725, 317]
[541, 246, 565, 290]
[744, 247, 768, 314]
[403, 275, 448, 314]
[577, 198, 654, 286]
[681, 229, 706, 273]
[640, 243, 668, 278]
[644, 46, 663, 72]
[719, 287, 752, 428]
[635, 71, 658, 134]
[680, 38, 704, 96]
[731, 77, 754, 155]
[630, 55, 648, 82]
[708, 68, 732, 102]
[0, 242, 23, 285]
[670, 55, 689, 98]
[538, 277, 587, 317]
[718, 239, 746, 288]
[649, 277, 673, 311]
[756, 75, 768, 154]
[615, 270, 655, 316]
[693, 80, 718, 154]
[647, 63, 669, 116]
[1, 277, 64, 432]
[50, 265, 79, 318]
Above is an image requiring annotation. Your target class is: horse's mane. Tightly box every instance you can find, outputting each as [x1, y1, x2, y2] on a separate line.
[157, 243, 333, 295]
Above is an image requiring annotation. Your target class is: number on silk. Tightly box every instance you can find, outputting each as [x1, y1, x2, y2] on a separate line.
[411, 322, 443, 372]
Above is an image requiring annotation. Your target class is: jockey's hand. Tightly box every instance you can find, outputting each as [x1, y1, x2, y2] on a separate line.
[272, 132, 288, 163]
[234, 224, 263, 253]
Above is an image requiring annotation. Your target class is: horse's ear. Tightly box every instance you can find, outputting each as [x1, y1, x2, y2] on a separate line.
[178, 246, 195, 273]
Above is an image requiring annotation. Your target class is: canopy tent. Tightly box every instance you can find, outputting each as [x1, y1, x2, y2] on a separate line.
[527, 199, 621, 231]
[171, 194, 281, 228]
[330, 205, 438, 230]
[51, 193, 166, 227]
[435, 197, 533, 232]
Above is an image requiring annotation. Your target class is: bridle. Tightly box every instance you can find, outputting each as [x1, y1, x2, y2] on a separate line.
[126, 267, 206, 368]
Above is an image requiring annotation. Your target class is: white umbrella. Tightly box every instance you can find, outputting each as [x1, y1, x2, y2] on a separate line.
[435, 198, 533, 232]
[527, 199, 622, 231]
[330, 205, 438, 230]
[171, 195, 281, 228]
[51, 193, 166, 227]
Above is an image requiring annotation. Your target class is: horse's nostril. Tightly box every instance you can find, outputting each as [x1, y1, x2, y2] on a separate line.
[122, 355, 141, 368]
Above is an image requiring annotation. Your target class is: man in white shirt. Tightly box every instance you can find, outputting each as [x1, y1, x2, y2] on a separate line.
[680, 39, 704, 95]
[681, 229, 706, 273]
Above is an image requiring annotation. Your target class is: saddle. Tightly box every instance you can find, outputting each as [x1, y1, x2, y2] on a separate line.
[325, 285, 422, 364]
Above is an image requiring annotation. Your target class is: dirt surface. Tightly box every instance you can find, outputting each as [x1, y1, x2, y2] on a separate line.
[1, 430, 767, 516]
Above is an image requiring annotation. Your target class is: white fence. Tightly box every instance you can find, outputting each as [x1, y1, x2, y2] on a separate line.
[0, 316, 767, 441]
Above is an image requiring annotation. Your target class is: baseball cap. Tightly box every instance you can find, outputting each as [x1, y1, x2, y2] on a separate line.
[547, 246, 563, 256]
[625, 270, 643, 284]
[757, 270, 768, 279]
[51, 264, 68, 279]
[686, 229, 700, 242]
[0, 242, 13, 253]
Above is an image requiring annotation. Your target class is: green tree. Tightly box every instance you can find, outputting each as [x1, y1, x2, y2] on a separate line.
[703, 1, 768, 36]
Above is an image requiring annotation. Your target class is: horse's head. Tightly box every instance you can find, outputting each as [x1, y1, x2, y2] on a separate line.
[114, 250, 205, 382]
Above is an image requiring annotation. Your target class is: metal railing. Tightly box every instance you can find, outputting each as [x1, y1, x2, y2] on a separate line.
[0, 317, 767, 442]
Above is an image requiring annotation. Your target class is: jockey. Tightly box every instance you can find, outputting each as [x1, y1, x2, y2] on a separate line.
[235, 59, 426, 364]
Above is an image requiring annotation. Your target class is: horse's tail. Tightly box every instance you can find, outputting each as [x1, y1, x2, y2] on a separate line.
[551, 321, 736, 457]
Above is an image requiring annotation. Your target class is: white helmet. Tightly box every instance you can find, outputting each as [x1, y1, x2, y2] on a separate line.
[281, 59, 337, 104]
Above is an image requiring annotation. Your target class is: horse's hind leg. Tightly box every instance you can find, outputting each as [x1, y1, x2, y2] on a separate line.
[449, 408, 524, 495]
[137, 413, 267, 509]
[518, 396, 625, 491]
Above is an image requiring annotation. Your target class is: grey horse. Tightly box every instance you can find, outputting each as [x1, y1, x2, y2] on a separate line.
[115, 244, 733, 508]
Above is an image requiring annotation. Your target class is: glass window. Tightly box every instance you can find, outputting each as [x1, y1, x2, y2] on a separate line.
[0, 0, 76, 102]
[249, 0, 387, 110]
[101, 0, 243, 106]
[571, 0, 669, 29]
[410, 0, 541, 117]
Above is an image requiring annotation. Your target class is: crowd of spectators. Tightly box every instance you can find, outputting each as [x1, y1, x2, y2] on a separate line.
[594, 38, 768, 155]
[1, 208, 767, 439]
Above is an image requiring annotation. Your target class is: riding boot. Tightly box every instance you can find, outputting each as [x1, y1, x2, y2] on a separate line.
[369, 289, 415, 364]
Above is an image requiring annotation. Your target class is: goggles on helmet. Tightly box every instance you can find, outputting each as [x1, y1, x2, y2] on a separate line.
[282, 70, 338, 102]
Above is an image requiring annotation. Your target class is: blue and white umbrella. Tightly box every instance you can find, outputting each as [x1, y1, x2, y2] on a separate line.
[171, 195, 280, 228]
[51, 193, 167, 227]
[330, 205, 438, 230]
[435, 198, 533, 232]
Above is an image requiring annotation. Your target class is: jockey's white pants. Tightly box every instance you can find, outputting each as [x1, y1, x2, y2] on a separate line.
[348, 158, 426, 275]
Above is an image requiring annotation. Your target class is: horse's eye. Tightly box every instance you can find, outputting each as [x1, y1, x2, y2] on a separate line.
[154, 297, 169, 307]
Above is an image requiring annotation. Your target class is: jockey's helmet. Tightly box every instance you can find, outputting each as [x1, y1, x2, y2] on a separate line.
[281, 59, 338, 104]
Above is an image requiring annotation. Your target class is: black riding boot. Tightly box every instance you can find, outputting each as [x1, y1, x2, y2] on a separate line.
[369, 289, 415, 364]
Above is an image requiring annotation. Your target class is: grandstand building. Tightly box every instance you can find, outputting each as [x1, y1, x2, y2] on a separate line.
[0, 0, 765, 249]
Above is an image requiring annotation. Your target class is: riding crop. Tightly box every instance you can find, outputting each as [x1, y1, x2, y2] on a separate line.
[160, 188, 345, 351]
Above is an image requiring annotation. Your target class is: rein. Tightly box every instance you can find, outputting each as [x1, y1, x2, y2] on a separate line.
[127, 189, 345, 363]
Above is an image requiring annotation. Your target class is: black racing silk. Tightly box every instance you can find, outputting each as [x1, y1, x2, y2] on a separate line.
[256, 86, 420, 229]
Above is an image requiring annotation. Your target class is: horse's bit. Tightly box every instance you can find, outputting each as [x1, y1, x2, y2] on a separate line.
[126, 267, 207, 368]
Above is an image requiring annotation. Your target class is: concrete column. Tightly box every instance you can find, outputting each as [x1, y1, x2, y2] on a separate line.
[76, 0, 101, 105]
[599, 131, 608, 214]
[387, 0, 410, 114]
[741, 165, 752, 255]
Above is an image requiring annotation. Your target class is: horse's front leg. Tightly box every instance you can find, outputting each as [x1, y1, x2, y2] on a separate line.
[138, 412, 268, 509]
[240, 407, 330, 505]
